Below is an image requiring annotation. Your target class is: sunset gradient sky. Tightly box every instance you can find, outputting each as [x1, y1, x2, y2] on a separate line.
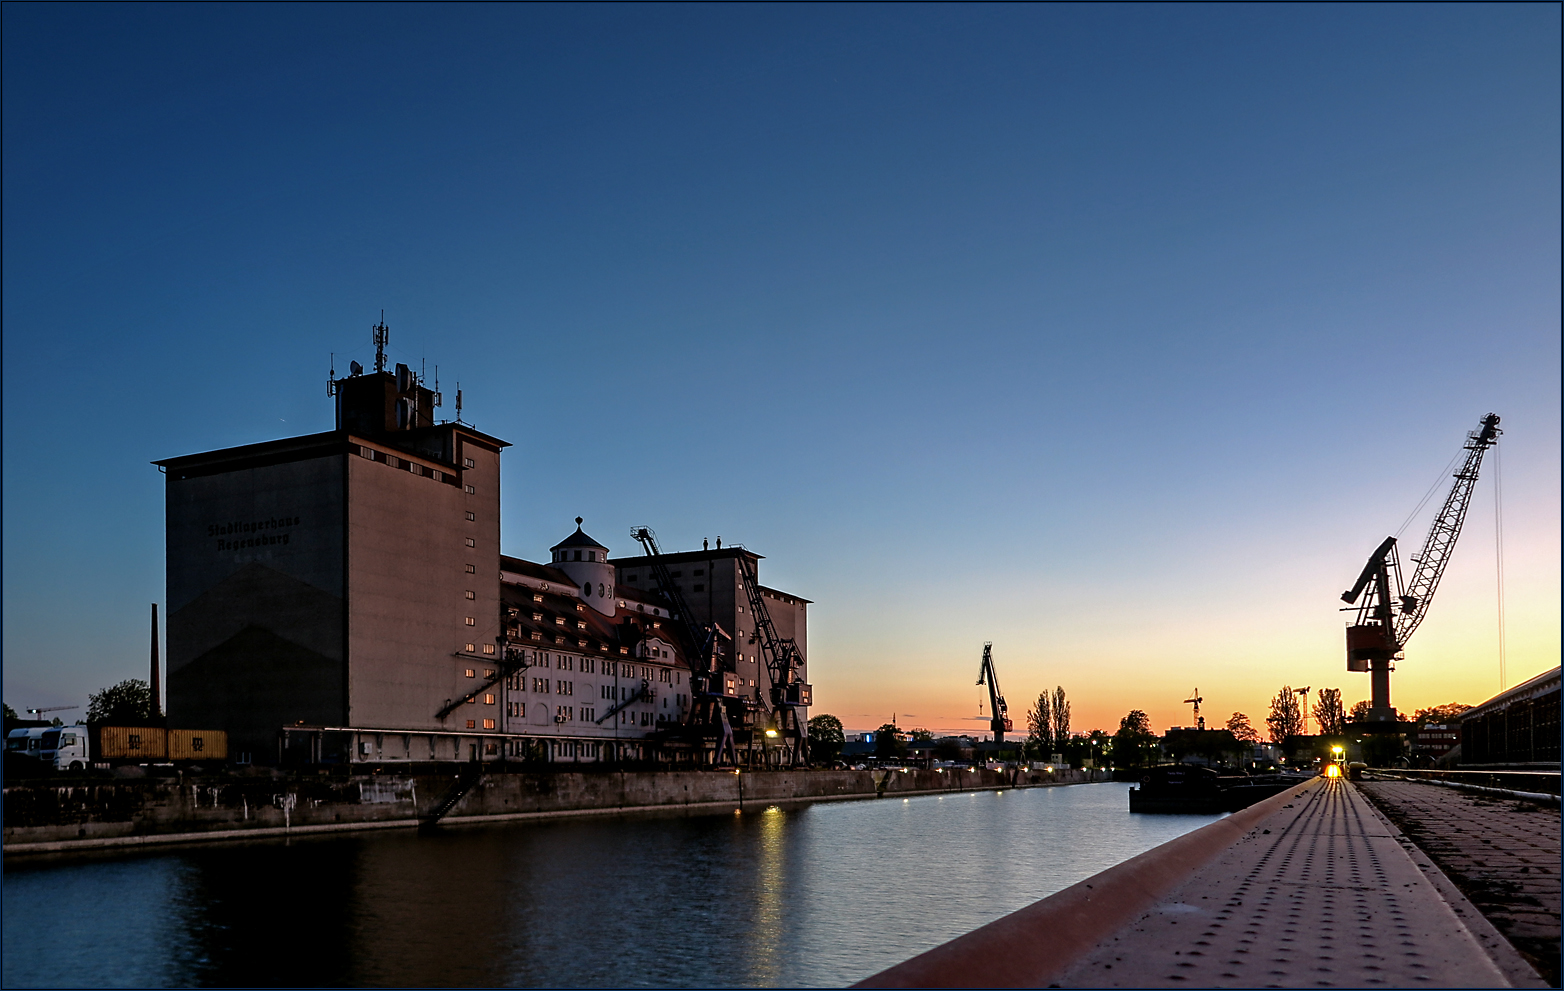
[4, 5, 1558, 736]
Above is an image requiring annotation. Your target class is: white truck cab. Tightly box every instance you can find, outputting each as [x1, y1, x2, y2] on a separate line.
[6, 726, 51, 762]
[39, 726, 90, 770]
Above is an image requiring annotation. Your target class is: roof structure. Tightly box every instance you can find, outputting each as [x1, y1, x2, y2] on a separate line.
[550, 518, 608, 552]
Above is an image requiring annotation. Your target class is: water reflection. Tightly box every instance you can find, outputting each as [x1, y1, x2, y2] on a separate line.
[5, 783, 1220, 989]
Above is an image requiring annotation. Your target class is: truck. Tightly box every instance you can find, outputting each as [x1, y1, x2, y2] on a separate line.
[4, 724, 227, 770]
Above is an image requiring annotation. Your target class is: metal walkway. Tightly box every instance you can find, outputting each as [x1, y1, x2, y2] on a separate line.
[1055, 777, 1543, 988]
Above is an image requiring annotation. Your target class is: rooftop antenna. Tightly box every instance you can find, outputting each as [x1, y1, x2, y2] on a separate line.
[455, 383, 463, 424]
[327, 353, 337, 396]
[373, 311, 389, 373]
[433, 365, 442, 412]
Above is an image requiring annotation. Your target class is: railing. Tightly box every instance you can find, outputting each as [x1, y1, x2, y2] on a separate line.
[1365, 767, 1559, 801]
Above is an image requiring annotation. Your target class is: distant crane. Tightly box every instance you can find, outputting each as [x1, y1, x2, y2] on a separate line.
[1341, 413, 1501, 723]
[1295, 687, 1311, 736]
[1182, 689, 1204, 731]
[976, 643, 1012, 745]
[734, 550, 812, 767]
[25, 706, 78, 716]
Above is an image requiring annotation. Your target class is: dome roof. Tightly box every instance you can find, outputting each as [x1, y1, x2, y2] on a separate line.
[549, 517, 608, 552]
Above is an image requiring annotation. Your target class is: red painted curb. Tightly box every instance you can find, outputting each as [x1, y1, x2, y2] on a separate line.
[854, 778, 1319, 989]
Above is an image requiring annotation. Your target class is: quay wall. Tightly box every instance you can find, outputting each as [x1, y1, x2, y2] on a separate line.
[3, 767, 1107, 853]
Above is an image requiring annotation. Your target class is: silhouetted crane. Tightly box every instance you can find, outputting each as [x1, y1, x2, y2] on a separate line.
[976, 643, 1012, 745]
[1183, 689, 1204, 731]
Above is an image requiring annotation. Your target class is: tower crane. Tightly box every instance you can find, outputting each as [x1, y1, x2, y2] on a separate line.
[631, 527, 737, 765]
[976, 643, 1012, 745]
[1182, 689, 1204, 731]
[1341, 413, 1500, 723]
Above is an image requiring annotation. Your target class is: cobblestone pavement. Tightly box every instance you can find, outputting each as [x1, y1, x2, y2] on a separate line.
[1057, 777, 1538, 988]
[1360, 779, 1560, 988]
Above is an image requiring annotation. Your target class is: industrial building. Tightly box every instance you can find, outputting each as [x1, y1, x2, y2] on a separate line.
[155, 330, 810, 765]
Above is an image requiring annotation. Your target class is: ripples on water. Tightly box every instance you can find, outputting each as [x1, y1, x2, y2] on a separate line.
[4, 781, 1221, 988]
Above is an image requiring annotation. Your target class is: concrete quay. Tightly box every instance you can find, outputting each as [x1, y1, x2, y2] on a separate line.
[1361, 778, 1560, 987]
[860, 777, 1548, 989]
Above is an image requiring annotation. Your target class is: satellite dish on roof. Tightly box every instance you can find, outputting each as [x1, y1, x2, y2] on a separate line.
[349, 360, 363, 376]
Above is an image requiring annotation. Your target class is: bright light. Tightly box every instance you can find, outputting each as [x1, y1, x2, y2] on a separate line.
[764, 729, 778, 738]
[1325, 764, 1341, 778]
[1331, 746, 1344, 755]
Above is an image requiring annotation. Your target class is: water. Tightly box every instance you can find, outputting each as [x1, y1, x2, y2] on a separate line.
[4, 782, 1222, 988]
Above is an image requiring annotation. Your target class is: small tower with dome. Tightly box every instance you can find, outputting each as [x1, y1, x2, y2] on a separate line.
[550, 518, 615, 616]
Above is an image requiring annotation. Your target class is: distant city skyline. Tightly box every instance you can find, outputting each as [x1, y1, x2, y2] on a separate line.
[4, 5, 1558, 737]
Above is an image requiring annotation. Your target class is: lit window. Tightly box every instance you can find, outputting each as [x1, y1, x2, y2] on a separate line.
[484, 694, 495, 705]
[484, 669, 495, 678]
[465, 644, 475, 653]
[465, 590, 476, 600]
[532, 594, 543, 603]
[482, 644, 495, 655]
[483, 718, 495, 729]
[531, 632, 542, 641]
[465, 511, 476, 522]
[465, 564, 476, 574]
[465, 668, 475, 678]
[465, 617, 476, 626]
[465, 484, 475, 494]
[465, 538, 476, 548]
[464, 457, 475, 468]
[466, 720, 476, 729]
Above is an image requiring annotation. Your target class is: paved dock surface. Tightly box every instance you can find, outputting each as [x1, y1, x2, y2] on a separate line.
[1055, 777, 1543, 988]
[1360, 779, 1560, 987]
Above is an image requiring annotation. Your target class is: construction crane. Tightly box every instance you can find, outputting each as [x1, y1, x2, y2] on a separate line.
[25, 706, 78, 716]
[1341, 413, 1501, 723]
[733, 551, 813, 766]
[976, 643, 1012, 745]
[1182, 689, 1204, 731]
[630, 527, 737, 765]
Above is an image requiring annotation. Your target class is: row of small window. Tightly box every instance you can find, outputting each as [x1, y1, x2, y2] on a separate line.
[464, 719, 498, 729]
[554, 549, 603, 563]
[533, 679, 575, 695]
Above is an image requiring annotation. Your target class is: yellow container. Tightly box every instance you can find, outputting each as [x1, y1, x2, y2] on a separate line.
[95, 725, 168, 760]
[168, 729, 228, 760]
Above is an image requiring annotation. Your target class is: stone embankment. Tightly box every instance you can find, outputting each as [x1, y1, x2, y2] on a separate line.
[3, 766, 1107, 854]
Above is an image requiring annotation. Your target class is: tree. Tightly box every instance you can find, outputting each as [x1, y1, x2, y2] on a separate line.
[87, 680, 154, 724]
[808, 714, 844, 764]
[934, 737, 963, 762]
[874, 723, 906, 760]
[1050, 687, 1070, 752]
[1226, 712, 1259, 743]
[909, 727, 934, 742]
[1027, 692, 1052, 757]
[1312, 689, 1346, 736]
[1266, 686, 1304, 744]
[1348, 699, 1373, 722]
[1413, 703, 1471, 726]
[1112, 710, 1158, 768]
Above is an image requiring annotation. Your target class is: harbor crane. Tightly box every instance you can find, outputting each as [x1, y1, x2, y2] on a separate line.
[734, 551, 813, 766]
[1341, 413, 1500, 723]
[631, 527, 737, 765]
[976, 643, 1012, 745]
[1182, 690, 1204, 731]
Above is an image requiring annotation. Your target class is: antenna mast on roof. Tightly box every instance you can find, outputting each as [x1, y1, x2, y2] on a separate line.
[455, 383, 464, 424]
[373, 311, 389, 373]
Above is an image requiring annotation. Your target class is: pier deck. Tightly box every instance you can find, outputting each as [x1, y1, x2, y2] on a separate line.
[862, 777, 1547, 989]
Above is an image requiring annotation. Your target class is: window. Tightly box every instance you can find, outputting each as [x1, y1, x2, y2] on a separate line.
[555, 617, 565, 626]
[465, 590, 476, 600]
[465, 564, 476, 574]
[508, 702, 523, 716]
[602, 685, 613, 699]
[484, 694, 495, 705]
[583, 708, 595, 721]
[466, 720, 476, 729]
[532, 594, 543, 603]
[465, 484, 475, 494]
[465, 511, 476, 521]
[482, 718, 495, 729]
[557, 681, 573, 696]
[464, 457, 475, 468]
[582, 658, 594, 673]
[573, 550, 581, 561]
[386, 456, 400, 469]
[532, 678, 549, 693]
[559, 656, 573, 671]
[464, 668, 475, 678]
[620, 647, 628, 655]
[465, 617, 476, 626]
[531, 632, 542, 641]
[588, 551, 596, 562]
[465, 644, 475, 653]
[532, 613, 543, 621]
[465, 537, 476, 548]
[482, 644, 495, 655]
[484, 669, 495, 678]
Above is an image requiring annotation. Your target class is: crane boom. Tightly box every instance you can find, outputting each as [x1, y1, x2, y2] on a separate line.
[1395, 413, 1501, 645]
[975, 643, 1011, 744]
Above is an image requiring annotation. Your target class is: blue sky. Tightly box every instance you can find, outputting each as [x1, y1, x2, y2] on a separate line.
[4, 4, 1558, 732]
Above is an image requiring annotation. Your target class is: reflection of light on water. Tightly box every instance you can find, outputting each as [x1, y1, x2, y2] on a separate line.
[745, 805, 786, 987]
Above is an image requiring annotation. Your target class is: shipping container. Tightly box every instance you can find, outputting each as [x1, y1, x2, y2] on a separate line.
[168, 728, 227, 760]
[92, 725, 168, 760]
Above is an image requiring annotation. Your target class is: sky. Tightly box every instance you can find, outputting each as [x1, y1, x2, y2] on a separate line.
[4, 3, 1558, 737]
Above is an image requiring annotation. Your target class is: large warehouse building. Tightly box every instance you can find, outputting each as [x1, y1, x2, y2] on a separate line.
[155, 341, 809, 765]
